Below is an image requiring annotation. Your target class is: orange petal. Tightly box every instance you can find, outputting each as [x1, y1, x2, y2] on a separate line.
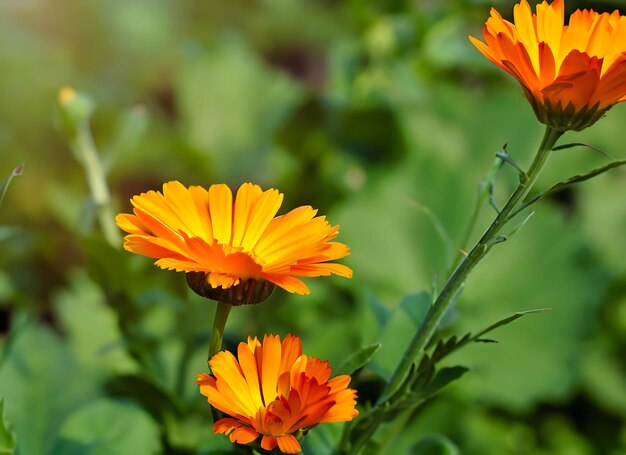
[261, 435, 278, 451]
[229, 426, 259, 444]
[261, 334, 282, 404]
[280, 335, 303, 375]
[214, 417, 243, 435]
[238, 342, 264, 410]
[276, 434, 302, 454]
[208, 184, 233, 245]
[231, 183, 263, 248]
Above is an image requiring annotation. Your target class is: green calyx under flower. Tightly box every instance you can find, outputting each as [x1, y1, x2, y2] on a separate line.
[525, 92, 611, 132]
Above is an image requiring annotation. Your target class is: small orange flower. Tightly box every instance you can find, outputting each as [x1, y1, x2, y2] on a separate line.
[197, 334, 359, 454]
[470, 0, 626, 131]
[116, 181, 352, 297]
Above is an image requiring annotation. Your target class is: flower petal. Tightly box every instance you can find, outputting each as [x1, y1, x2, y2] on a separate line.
[276, 434, 302, 454]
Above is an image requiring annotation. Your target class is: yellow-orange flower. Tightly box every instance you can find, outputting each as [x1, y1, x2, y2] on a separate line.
[197, 334, 358, 454]
[470, 0, 626, 131]
[116, 181, 352, 297]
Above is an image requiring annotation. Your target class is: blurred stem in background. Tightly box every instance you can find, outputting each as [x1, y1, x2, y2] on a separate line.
[57, 87, 121, 249]
[349, 126, 563, 453]
[0, 164, 24, 209]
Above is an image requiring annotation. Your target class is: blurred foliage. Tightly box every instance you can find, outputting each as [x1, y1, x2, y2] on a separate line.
[1, 0, 626, 454]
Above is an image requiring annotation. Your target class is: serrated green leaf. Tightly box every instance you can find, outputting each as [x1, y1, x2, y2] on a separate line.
[336, 344, 381, 376]
[53, 399, 160, 455]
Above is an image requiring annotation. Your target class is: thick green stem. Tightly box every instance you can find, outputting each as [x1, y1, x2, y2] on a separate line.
[349, 127, 563, 453]
[209, 301, 232, 359]
[71, 123, 122, 248]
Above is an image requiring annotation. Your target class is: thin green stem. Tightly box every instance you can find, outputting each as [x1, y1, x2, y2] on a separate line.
[71, 123, 122, 248]
[450, 157, 503, 273]
[208, 301, 232, 424]
[209, 301, 232, 359]
[0, 164, 24, 209]
[349, 126, 563, 454]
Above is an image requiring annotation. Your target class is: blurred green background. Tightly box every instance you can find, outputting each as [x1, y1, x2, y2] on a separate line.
[1, 0, 625, 453]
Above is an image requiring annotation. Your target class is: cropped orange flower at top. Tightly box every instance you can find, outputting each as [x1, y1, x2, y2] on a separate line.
[197, 334, 358, 454]
[116, 181, 352, 298]
[470, 0, 626, 131]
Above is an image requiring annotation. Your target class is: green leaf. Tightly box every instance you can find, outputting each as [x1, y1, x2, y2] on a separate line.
[411, 434, 460, 455]
[399, 292, 432, 326]
[504, 210, 534, 239]
[0, 324, 102, 455]
[510, 159, 626, 218]
[551, 142, 616, 160]
[300, 422, 343, 455]
[53, 269, 139, 375]
[366, 293, 392, 329]
[427, 308, 548, 365]
[0, 399, 15, 454]
[53, 399, 160, 455]
[336, 343, 381, 376]
[371, 293, 432, 379]
[470, 308, 550, 341]
[422, 366, 469, 397]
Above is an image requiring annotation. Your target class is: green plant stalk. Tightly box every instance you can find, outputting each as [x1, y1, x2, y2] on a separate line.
[71, 122, 122, 248]
[450, 157, 503, 272]
[380, 126, 562, 403]
[209, 301, 232, 359]
[348, 126, 563, 453]
[208, 301, 232, 424]
[0, 164, 23, 209]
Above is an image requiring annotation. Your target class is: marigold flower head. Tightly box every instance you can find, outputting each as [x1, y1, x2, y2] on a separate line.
[470, 0, 626, 131]
[197, 334, 358, 454]
[116, 181, 352, 303]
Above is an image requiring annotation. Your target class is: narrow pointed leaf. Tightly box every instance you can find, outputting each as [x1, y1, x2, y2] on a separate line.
[470, 308, 551, 342]
[511, 160, 626, 218]
[422, 366, 469, 397]
[506, 211, 535, 238]
[552, 142, 616, 160]
[336, 344, 382, 376]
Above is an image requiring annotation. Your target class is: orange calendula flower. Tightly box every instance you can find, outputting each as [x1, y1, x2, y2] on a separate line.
[470, 0, 626, 131]
[115, 181, 351, 303]
[197, 334, 358, 454]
